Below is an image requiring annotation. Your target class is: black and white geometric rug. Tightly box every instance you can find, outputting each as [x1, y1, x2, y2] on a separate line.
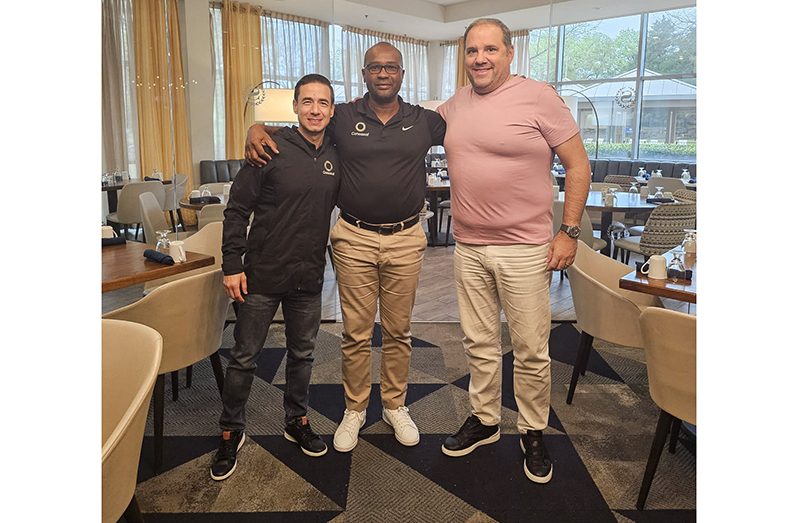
[133, 322, 696, 522]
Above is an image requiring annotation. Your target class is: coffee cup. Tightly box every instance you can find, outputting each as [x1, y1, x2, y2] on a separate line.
[640, 254, 667, 280]
[101, 225, 117, 238]
[169, 240, 186, 263]
[190, 190, 201, 199]
[640, 186, 650, 198]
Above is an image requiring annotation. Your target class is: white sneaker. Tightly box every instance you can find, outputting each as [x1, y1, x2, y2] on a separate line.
[382, 406, 420, 446]
[333, 409, 366, 452]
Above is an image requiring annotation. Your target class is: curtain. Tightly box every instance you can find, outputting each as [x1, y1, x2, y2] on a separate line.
[342, 26, 429, 103]
[455, 37, 468, 89]
[221, 0, 262, 159]
[510, 30, 530, 78]
[211, 7, 225, 159]
[440, 40, 458, 100]
[262, 12, 329, 88]
[102, 0, 138, 176]
[133, 0, 195, 221]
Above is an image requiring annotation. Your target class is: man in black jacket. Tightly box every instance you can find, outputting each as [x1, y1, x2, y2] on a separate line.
[210, 74, 339, 481]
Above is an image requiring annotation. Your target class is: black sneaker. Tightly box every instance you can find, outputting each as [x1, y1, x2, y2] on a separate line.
[284, 416, 328, 457]
[441, 414, 500, 457]
[520, 430, 553, 483]
[210, 430, 246, 481]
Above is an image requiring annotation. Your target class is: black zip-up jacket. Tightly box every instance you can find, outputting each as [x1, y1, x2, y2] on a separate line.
[221, 126, 339, 294]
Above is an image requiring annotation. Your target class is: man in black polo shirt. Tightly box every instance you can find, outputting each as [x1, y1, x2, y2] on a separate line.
[245, 42, 446, 453]
[210, 74, 339, 481]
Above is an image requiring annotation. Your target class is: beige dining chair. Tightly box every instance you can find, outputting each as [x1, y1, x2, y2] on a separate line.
[163, 173, 189, 232]
[198, 182, 228, 195]
[636, 307, 696, 510]
[565, 240, 662, 404]
[603, 175, 636, 191]
[587, 182, 627, 237]
[103, 269, 231, 473]
[107, 181, 165, 241]
[613, 202, 696, 263]
[102, 319, 163, 523]
[198, 203, 227, 230]
[139, 192, 195, 245]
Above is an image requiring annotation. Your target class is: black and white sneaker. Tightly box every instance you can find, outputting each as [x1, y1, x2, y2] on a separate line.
[520, 430, 553, 483]
[284, 416, 328, 457]
[210, 430, 246, 481]
[441, 414, 500, 457]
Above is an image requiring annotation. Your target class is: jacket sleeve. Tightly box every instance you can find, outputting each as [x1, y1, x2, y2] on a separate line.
[221, 162, 272, 275]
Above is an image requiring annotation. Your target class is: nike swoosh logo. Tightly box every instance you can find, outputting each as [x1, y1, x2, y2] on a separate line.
[402, 125, 414, 131]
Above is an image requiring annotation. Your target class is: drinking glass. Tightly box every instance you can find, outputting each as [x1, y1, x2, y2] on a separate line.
[654, 169, 663, 177]
[155, 230, 171, 254]
[654, 186, 665, 198]
[668, 248, 686, 281]
[629, 182, 639, 194]
[681, 168, 691, 182]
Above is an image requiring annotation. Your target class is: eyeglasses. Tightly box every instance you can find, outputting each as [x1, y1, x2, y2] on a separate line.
[364, 63, 402, 75]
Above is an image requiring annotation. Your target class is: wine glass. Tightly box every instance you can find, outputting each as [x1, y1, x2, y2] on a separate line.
[155, 230, 171, 254]
[629, 181, 639, 194]
[668, 248, 686, 281]
[654, 169, 663, 177]
[682, 229, 697, 253]
[654, 186, 665, 198]
[681, 168, 691, 182]
[201, 187, 212, 198]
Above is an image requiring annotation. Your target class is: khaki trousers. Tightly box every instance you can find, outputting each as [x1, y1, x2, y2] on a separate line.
[454, 242, 552, 432]
[330, 218, 427, 411]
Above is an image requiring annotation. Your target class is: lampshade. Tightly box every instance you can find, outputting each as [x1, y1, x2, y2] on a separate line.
[252, 88, 298, 124]
[418, 99, 445, 111]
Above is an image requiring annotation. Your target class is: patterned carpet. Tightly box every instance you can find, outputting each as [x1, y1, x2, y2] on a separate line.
[132, 322, 696, 522]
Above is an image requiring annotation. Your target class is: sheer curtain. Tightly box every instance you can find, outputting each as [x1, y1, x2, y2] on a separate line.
[211, 7, 225, 159]
[440, 40, 458, 100]
[262, 12, 329, 88]
[341, 26, 429, 103]
[510, 30, 530, 78]
[221, 0, 262, 159]
[102, 0, 138, 177]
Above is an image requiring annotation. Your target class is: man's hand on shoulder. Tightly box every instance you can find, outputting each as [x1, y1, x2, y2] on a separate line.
[223, 273, 248, 302]
[245, 124, 279, 167]
[546, 233, 578, 271]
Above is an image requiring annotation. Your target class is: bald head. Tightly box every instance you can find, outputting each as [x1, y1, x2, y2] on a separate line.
[364, 42, 403, 67]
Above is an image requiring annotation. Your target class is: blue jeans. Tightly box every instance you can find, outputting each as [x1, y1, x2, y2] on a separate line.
[219, 291, 321, 431]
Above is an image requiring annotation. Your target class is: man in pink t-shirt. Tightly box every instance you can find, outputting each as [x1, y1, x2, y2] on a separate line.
[437, 18, 591, 484]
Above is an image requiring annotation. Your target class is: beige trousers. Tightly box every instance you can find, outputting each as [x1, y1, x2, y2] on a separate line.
[330, 218, 427, 411]
[454, 242, 552, 432]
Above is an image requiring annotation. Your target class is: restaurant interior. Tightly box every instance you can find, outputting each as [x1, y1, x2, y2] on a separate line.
[9, 0, 792, 521]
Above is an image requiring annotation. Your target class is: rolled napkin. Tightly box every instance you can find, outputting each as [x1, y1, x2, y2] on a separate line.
[143, 249, 175, 265]
[102, 236, 126, 247]
[189, 196, 221, 204]
[144, 176, 161, 181]
[646, 197, 675, 204]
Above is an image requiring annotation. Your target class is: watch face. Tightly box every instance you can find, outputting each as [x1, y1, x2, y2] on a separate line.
[561, 225, 580, 238]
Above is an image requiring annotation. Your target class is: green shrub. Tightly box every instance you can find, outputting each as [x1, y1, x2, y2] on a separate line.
[583, 140, 696, 161]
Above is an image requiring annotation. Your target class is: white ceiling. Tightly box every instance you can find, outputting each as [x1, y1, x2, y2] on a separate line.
[258, 0, 695, 40]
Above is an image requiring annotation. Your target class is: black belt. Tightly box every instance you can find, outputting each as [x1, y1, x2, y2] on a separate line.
[340, 211, 419, 235]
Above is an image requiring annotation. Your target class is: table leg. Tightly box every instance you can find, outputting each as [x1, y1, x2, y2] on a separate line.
[600, 211, 612, 256]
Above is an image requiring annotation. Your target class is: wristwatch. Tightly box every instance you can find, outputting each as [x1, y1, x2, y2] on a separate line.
[559, 224, 581, 239]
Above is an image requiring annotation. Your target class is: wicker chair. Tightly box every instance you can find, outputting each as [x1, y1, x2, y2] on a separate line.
[673, 189, 696, 203]
[613, 202, 696, 263]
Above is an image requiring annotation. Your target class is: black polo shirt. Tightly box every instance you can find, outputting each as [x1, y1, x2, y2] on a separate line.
[221, 126, 339, 294]
[329, 94, 446, 224]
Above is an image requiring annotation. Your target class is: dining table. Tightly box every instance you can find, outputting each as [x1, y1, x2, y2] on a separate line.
[425, 180, 451, 246]
[556, 190, 657, 256]
[102, 240, 215, 292]
[618, 247, 696, 303]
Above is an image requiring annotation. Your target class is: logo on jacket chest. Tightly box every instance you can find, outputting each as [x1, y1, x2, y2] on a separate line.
[351, 121, 370, 137]
[322, 160, 335, 176]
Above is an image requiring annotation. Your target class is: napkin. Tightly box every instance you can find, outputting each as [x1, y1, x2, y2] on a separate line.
[102, 236, 126, 247]
[189, 196, 221, 204]
[144, 176, 161, 181]
[143, 249, 175, 265]
[646, 197, 675, 204]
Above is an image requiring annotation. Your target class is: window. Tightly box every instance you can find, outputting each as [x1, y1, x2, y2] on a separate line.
[527, 27, 556, 83]
[638, 78, 696, 160]
[645, 7, 696, 79]
[562, 16, 640, 81]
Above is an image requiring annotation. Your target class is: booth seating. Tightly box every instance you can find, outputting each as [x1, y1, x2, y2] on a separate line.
[199, 159, 246, 185]
[588, 159, 696, 182]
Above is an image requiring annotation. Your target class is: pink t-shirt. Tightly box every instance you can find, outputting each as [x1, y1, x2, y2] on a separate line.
[438, 76, 579, 245]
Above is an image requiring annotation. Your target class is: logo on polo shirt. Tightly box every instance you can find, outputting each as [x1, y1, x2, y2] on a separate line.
[322, 160, 335, 176]
[351, 121, 370, 137]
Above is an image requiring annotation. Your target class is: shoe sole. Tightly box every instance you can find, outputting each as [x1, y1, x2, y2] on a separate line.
[283, 431, 328, 457]
[441, 429, 500, 457]
[210, 432, 246, 481]
[382, 412, 420, 446]
[520, 438, 553, 484]
[333, 417, 366, 453]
